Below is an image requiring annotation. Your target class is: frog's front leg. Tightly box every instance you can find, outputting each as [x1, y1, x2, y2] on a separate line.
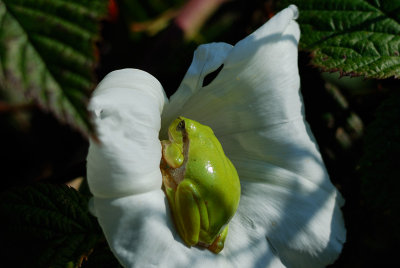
[173, 179, 210, 247]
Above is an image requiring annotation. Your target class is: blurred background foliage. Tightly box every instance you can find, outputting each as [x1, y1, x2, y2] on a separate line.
[0, 0, 399, 267]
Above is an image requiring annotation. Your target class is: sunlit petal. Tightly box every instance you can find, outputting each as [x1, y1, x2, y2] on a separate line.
[92, 191, 285, 267]
[87, 69, 165, 198]
[227, 121, 346, 267]
[161, 5, 301, 136]
[87, 67, 286, 267]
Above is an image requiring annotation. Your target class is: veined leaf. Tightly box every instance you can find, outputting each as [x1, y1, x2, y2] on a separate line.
[280, 0, 400, 79]
[0, 0, 108, 134]
[0, 183, 101, 267]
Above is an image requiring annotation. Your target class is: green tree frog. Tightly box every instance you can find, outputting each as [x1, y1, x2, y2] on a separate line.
[160, 116, 241, 254]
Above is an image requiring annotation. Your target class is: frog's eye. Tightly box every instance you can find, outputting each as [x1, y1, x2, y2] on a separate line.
[176, 119, 185, 132]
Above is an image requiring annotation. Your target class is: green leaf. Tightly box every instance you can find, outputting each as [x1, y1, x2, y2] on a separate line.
[0, 183, 102, 267]
[0, 0, 108, 134]
[280, 0, 400, 79]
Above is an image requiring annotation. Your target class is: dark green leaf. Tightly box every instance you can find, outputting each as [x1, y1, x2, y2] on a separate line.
[0, 0, 108, 134]
[0, 183, 102, 268]
[280, 0, 400, 79]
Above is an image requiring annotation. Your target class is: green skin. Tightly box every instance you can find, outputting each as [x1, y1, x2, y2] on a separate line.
[161, 117, 241, 254]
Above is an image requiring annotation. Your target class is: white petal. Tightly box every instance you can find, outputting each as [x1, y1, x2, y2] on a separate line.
[87, 69, 165, 198]
[161, 4, 345, 267]
[87, 69, 284, 267]
[227, 121, 346, 268]
[161, 42, 233, 136]
[88, 5, 346, 268]
[161, 4, 301, 137]
[92, 190, 286, 268]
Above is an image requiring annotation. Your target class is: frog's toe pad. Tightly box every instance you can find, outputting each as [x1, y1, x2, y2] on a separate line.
[207, 234, 224, 254]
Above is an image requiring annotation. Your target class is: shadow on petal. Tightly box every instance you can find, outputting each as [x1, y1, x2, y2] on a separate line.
[231, 148, 346, 267]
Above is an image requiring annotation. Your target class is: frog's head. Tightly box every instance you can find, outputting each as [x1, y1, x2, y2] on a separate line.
[167, 116, 213, 143]
[163, 116, 211, 169]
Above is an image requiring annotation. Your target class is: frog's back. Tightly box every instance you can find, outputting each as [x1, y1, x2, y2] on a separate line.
[185, 123, 241, 235]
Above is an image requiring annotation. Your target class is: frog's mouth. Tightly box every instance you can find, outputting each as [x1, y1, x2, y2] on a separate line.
[160, 117, 189, 191]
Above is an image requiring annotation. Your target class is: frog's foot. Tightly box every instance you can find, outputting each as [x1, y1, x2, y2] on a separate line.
[207, 225, 228, 254]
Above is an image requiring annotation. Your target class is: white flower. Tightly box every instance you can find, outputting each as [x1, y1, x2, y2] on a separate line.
[86, 5, 346, 268]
